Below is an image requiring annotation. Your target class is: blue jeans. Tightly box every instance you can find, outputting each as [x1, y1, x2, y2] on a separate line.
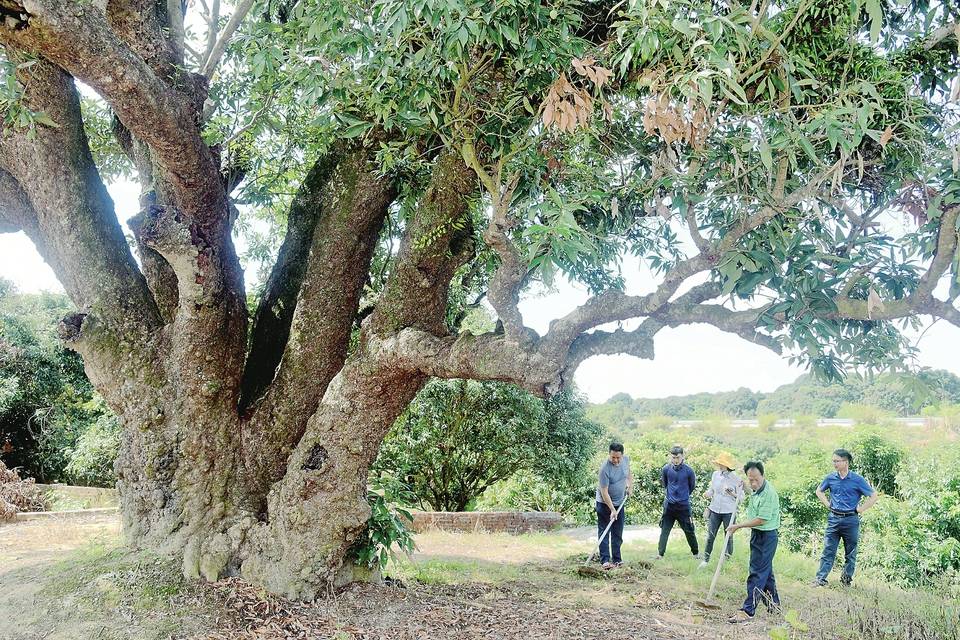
[742, 528, 780, 616]
[596, 501, 625, 564]
[704, 509, 734, 561]
[816, 514, 860, 583]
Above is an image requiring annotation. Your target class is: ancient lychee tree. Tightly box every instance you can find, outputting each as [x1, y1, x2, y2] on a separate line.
[0, 0, 958, 598]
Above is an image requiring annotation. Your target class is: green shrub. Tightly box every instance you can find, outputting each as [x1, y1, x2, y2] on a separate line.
[766, 449, 829, 552]
[477, 469, 597, 525]
[643, 415, 674, 430]
[843, 428, 904, 496]
[757, 413, 779, 432]
[350, 475, 416, 571]
[857, 448, 960, 591]
[64, 412, 121, 488]
[921, 403, 960, 431]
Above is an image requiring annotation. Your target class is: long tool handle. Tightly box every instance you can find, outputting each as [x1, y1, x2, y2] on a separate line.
[706, 492, 743, 601]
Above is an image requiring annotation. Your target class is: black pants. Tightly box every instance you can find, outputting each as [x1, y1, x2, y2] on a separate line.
[596, 501, 625, 563]
[704, 509, 734, 561]
[658, 503, 698, 556]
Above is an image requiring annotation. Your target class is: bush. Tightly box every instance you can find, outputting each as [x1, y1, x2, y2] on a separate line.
[921, 403, 960, 431]
[757, 413, 779, 432]
[843, 429, 903, 496]
[476, 469, 597, 525]
[765, 449, 829, 552]
[856, 448, 960, 591]
[374, 381, 602, 511]
[64, 412, 121, 488]
[350, 475, 416, 571]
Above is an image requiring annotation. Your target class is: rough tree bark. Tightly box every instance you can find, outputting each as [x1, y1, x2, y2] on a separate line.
[0, 0, 957, 601]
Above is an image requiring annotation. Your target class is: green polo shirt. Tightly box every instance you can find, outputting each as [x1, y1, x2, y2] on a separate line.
[745, 480, 780, 531]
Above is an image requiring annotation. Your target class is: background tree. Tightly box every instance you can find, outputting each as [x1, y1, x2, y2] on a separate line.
[375, 381, 601, 512]
[0, 0, 957, 598]
[0, 278, 109, 482]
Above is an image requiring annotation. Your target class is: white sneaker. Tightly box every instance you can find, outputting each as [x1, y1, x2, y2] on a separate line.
[697, 560, 709, 569]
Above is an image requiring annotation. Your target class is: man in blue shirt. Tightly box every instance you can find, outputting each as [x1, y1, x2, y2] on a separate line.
[813, 448, 879, 587]
[656, 445, 699, 559]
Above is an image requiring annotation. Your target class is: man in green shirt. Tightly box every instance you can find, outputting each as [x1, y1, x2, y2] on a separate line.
[727, 460, 781, 623]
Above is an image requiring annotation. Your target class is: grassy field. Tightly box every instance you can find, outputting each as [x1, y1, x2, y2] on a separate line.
[2, 513, 957, 640]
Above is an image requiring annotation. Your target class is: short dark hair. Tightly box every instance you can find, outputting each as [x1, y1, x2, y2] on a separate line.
[743, 460, 764, 476]
[669, 445, 684, 455]
[609, 442, 624, 453]
[833, 448, 853, 464]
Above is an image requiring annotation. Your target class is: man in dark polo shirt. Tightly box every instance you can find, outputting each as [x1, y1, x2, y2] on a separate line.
[655, 445, 699, 559]
[813, 448, 879, 587]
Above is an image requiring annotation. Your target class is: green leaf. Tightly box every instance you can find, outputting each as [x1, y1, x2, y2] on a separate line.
[31, 111, 59, 128]
[865, 0, 883, 43]
[759, 137, 773, 171]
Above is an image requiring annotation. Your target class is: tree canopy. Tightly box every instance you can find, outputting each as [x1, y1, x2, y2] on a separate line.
[375, 380, 601, 511]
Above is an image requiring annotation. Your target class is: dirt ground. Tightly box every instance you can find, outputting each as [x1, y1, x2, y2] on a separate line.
[0, 513, 797, 640]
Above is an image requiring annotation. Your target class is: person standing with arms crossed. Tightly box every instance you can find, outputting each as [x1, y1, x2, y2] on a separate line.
[596, 442, 632, 569]
[813, 448, 879, 587]
[655, 445, 699, 559]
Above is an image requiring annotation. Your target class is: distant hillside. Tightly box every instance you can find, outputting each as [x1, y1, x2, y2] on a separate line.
[586, 370, 960, 427]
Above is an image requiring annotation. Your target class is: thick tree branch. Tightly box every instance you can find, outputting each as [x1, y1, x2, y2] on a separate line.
[0, 1, 225, 228]
[562, 320, 664, 384]
[540, 166, 834, 356]
[924, 21, 959, 50]
[107, 1, 185, 81]
[0, 168, 34, 234]
[833, 205, 959, 320]
[0, 57, 161, 335]
[367, 151, 478, 336]
[460, 140, 529, 341]
[242, 146, 396, 503]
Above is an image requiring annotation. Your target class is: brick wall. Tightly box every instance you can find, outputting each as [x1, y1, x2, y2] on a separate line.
[407, 511, 563, 534]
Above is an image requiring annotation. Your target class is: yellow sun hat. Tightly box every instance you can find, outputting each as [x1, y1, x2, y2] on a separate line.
[713, 451, 738, 471]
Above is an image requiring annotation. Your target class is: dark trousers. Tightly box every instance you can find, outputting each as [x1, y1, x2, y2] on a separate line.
[657, 503, 698, 556]
[816, 514, 860, 583]
[742, 528, 780, 616]
[704, 509, 734, 561]
[596, 501, 625, 564]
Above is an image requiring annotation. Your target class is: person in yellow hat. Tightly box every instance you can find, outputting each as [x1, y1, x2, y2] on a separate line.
[699, 451, 745, 569]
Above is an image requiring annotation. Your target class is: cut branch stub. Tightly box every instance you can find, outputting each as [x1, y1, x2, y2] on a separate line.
[57, 312, 88, 344]
[130, 204, 205, 303]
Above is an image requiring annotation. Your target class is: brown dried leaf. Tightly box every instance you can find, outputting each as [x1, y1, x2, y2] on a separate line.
[571, 57, 587, 76]
[542, 101, 556, 128]
[593, 65, 612, 88]
[879, 126, 894, 149]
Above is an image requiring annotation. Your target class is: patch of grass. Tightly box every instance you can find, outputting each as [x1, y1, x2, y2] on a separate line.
[391, 556, 526, 585]
[625, 533, 960, 640]
[31, 538, 217, 639]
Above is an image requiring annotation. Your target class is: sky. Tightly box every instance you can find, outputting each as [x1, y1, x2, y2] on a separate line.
[2, 180, 959, 404]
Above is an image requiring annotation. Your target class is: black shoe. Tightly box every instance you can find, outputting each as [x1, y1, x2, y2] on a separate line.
[812, 578, 828, 587]
[840, 576, 852, 587]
